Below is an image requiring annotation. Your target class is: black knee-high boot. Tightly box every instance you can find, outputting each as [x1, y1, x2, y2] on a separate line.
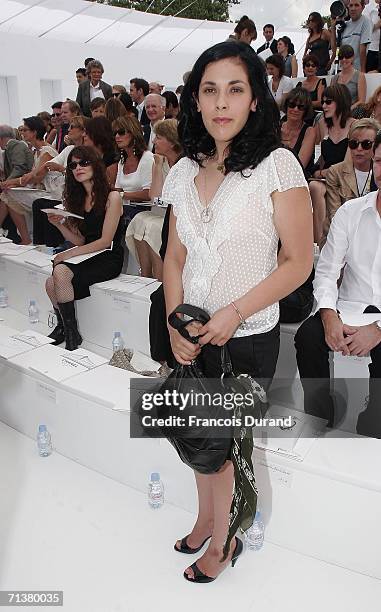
[57, 301, 82, 351]
[48, 307, 65, 346]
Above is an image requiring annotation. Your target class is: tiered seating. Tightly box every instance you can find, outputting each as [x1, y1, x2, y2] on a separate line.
[1, 251, 381, 580]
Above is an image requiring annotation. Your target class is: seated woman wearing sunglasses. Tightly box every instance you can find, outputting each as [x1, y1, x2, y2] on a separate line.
[296, 54, 326, 111]
[322, 117, 379, 244]
[281, 89, 316, 177]
[311, 84, 354, 243]
[331, 45, 366, 111]
[113, 116, 154, 223]
[45, 146, 124, 351]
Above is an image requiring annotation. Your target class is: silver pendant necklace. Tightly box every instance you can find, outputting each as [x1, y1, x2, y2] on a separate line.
[200, 156, 225, 223]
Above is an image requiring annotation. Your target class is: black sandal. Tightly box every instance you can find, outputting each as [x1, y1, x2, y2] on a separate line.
[174, 534, 211, 554]
[183, 537, 243, 583]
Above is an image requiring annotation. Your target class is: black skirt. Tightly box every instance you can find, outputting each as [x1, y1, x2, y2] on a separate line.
[61, 246, 124, 300]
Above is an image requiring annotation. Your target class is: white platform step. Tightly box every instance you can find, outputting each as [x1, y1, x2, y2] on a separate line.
[1, 422, 380, 612]
[0, 252, 160, 354]
[1, 305, 381, 580]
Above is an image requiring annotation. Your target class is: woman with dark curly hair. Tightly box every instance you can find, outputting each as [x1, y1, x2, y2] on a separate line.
[163, 40, 313, 583]
[281, 88, 316, 176]
[45, 146, 124, 351]
[310, 83, 354, 242]
[83, 116, 119, 186]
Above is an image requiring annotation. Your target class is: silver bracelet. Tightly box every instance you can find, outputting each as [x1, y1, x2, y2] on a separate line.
[230, 301, 247, 329]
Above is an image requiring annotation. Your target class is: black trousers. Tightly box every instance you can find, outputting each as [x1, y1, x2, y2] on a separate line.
[366, 50, 380, 73]
[198, 324, 280, 392]
[32, 199, 63, 246]
[295, 309, 381, 437]
[2, 215, 19, 243]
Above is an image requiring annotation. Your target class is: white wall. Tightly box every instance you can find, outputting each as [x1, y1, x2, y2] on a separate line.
[0, 31, 197, 125]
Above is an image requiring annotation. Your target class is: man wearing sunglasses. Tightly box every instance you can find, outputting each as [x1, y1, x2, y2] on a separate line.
[323, 118, 379, 243]
[295, 128, 381, 438]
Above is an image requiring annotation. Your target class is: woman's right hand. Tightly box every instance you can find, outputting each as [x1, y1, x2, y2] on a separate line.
[154, 154, 165, 166]
[168, 327, 202, 366]
[47, 214, 64, 227]
[45, 161, 65, 173]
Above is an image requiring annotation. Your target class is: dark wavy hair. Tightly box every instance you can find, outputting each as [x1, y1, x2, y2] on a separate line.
[23, 116, 46, 141]
[302, 53, 320, 69]
[278, 36, 295, 56]
[234, 15, 257, 38]
[322, 83, 352, 128]
[112, 115, 147, 163]
[84, 116, 116, 158]
[178, 41, 280, 174]
[284, 87, 314, 123]
[265, 53, 285, 79]
[64, 146, 110, 221]
[307, 12, 324, 34]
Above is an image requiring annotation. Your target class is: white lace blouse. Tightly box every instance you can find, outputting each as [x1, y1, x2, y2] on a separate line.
[162, 147, 308, 337]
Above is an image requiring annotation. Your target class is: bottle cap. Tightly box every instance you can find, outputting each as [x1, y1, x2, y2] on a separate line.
[38, 424, 47, 432]
[114, 331, 121, 337]
[30, 299, 36, 305]
[255, 510, 261, 520]
[151, 472, 160, 481]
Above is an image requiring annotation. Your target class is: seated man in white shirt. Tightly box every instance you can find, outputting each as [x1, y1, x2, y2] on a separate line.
[295, 132, 381, 438]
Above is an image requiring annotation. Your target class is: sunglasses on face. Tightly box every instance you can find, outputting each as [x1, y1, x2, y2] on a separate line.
[339, 54, 353, 60]
[348, 139, 374, 150]
[114, 129, 127, 136]
[51, 113, 61, 117]
[67, 159, 92, 170]
[304, 62, 317, 68]
[322, 98, 333, 105]
[69, 124, 80, 130]
[288, 101, 305, 110]
[111, 92, 120, 97]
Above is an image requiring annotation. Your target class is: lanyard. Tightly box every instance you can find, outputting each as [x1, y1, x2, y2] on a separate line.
[355, 167, 372, 197]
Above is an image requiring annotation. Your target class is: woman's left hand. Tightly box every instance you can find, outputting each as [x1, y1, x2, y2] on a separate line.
[53, 250, 75, 266]
[198, 305, 240, 346]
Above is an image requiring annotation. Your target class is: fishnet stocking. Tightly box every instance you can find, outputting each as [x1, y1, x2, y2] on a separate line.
[45, 276, 58, 307]
[52, 264, 75, 303]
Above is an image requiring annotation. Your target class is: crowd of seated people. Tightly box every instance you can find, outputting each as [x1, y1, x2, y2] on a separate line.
[1, 30, 381, 439]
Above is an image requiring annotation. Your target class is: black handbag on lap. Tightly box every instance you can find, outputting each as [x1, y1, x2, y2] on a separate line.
[144, 304, 261, 474]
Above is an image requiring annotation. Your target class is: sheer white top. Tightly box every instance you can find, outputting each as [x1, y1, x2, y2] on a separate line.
[115, 150, 154, 192]
[162, 147, 308, 336]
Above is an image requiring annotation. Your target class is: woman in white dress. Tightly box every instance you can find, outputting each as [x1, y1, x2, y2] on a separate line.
[113, 116, 154, 201]
[163, 40, 313, 583]
[125, 118, 182, 280]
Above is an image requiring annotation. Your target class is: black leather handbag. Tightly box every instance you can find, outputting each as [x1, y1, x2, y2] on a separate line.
[148, 304, 259, 474]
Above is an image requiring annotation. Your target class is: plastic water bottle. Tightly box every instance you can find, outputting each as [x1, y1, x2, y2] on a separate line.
[245, 511, 265, 551]
[0, 287, 8, 308]
[37, 425, 52, 457]
[148, 472, 164, 509]
[112, 331, 124, 353]
[28, 300, 39, 324]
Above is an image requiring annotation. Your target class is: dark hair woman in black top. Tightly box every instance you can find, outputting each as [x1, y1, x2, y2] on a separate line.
[304, 11, 335, 76]
[45, 146, 124, 350]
